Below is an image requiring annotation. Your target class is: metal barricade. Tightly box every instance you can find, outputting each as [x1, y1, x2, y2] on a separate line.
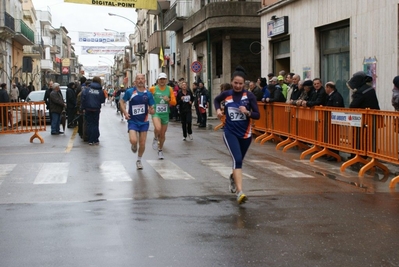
[0, 102, 46, 143]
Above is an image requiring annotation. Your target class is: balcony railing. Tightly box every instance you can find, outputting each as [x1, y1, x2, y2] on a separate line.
[3, 12, 15, 31]
[148, 30, 167, 54]
[14, 19, 34, 45]
[163, 0, 192, 31]
[50, 45, 60, 54]
[0, 12, 15, 39]
[40, 59, 53, 70]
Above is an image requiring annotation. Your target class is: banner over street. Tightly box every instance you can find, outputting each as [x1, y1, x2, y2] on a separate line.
[64, 0, 157, 10]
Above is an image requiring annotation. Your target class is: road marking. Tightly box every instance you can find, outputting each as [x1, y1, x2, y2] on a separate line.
[248, 160, 314, 178]
[201, 159, 257, 180]
[65, 127, 78, 153]
[0, 164, 16, 186]
[147, 160, 195, 180]
[100, 161, 132, 182]
[34, 162, 70, 184]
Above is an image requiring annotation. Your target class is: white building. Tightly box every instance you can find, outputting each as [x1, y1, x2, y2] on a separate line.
[259, 0, 398, 110]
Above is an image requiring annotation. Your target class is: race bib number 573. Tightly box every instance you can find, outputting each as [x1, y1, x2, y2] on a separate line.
[227, 107, 246, 121]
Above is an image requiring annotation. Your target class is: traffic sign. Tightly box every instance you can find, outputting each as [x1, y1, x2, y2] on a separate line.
[191, 61, 202, 73]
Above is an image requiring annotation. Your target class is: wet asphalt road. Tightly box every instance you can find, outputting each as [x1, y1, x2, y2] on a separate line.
[0, 103, 398, 267]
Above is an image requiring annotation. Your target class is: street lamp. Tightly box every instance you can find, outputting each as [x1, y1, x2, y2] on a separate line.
[108, 13, 143, 73]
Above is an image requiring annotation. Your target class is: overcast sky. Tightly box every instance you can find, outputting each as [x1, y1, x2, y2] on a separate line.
[31, 0, 138, 67]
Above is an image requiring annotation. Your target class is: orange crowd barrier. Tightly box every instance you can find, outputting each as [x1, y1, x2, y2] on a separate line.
[0, 102, 47, 143]
[249, 102, 399, 189]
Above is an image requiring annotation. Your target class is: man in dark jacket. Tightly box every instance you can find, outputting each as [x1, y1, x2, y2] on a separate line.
[264, 84, 286, 103]
[43, 81, 53, 110]
[49, 83, 66, 135]
[66, 82, 77, 128]
[81, 76, 105, 145]
[198, 82, 209, 127]
[302, 78, 327, 107]
[348, 71, 380, 110]
[0, 83, 10, 128]
[325, 82, 344, 107]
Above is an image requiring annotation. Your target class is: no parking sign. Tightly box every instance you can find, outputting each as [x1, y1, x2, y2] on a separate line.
[190, 61, 202, 73]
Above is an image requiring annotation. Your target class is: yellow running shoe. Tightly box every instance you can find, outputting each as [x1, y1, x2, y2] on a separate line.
[236, 191, 248, 204]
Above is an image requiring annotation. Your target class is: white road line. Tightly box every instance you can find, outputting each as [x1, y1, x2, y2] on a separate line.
[147, 160, 195, 180]
[100, 161, 132, 182]
[248, 160, 314, 178]
[201, 159, 257, 180]
[0, 164, 16, 186]
[34, 163, 70, 184]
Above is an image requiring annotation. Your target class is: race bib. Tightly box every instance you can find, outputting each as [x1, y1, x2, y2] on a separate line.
[227, 107, 246, 121]
[156, 103, 168, 113]
[131, 104, 145, 115]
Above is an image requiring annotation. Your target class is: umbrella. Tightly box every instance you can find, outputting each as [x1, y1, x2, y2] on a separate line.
[60, 110, 66, 131]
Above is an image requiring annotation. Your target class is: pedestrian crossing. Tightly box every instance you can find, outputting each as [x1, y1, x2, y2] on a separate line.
[0, 159, 315, 186]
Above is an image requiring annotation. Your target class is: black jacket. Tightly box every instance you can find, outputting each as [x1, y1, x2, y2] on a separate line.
[66, 87, 77, 109]
[177, 89, 194, 114]
[290, 84, 301, 101]
[325, 90, 345, 107]
[306, 87, 327, 107]
[348, 71, 379, 110]
[267, 85, 286, 103]
[0, 89, 9, 103]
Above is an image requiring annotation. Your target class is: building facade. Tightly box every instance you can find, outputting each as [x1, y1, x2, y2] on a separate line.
[259, 0, 398, 110]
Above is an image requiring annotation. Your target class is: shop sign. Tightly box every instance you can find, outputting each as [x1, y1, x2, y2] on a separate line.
[267, 16, 288, 38]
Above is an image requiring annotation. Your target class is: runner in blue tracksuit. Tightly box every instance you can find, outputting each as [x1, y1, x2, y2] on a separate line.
[120, 74, 155, 170]
[214, 66, 260, 204]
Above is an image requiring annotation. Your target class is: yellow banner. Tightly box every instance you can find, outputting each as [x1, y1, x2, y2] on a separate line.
[64, 0, 157, 10]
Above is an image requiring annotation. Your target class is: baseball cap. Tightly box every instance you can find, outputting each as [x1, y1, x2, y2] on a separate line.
[277, 75, 284, 81]
[120, 84, 124, 88]
[158, 72, 167, 79]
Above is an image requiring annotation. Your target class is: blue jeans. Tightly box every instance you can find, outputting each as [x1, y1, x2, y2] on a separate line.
[50, 112, 61, 134]
[85, 110, 100, 143]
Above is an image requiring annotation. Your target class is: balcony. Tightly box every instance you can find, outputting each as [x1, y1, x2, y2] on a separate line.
[0, 12, 15, 39]
[148, 30, 167, 54]
[50, 45, 60, 54]
[41, 36, 51, 47]
[38, 11, 51, 27]
[41, 59, 53, 70]
[183, 1, 261, 43]
[14, 19, 35, 45]
[23, 46, 41, 59]
[164, 0, 192, 32]
[53, 62, 60, 74]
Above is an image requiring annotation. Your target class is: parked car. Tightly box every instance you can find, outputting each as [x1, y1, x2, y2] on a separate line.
[21, 89, 67, 124]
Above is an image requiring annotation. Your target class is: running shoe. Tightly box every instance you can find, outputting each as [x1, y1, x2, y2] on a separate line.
[136, 160, 143, 170]
[182, 137, 186, 141]
[158, 150, 164, 160]
[188, 134, 193, 140]
[131, 144, 137, 153]
[152, 138, 158, 150]
[236, 191, 248, 205]
[229, 173, 236, 193]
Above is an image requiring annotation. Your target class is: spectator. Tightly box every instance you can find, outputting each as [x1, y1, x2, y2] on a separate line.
[177, 81, 194, 141]
[193, 82, 201, 125]
[249, 81, 263, 101]
[0, 83, 10, 128]
[324, 81, 345, 161]
[27, 82, 35, 93]
[302, 78, 327, 107]
[291, 80, 313, 106]
[81, 76, 106, 144]
[49, 83, 66, 135]
[287, 74, 301, 102]
[264, 84, 286, 103]
[19, 84, 29, 101]
[66, 82, 77, 128]
[198, 82, 209, 128]
[9, 83, 19, 102]
[277, 75, 288, 98]
[348, 71, 380, 110]
[325, 81, 345, 107]
[43, 81, 53, 110]
[260, 78, 270, 102]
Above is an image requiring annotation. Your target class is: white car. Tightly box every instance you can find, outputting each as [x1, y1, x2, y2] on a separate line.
[22, 89, 67, 124]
